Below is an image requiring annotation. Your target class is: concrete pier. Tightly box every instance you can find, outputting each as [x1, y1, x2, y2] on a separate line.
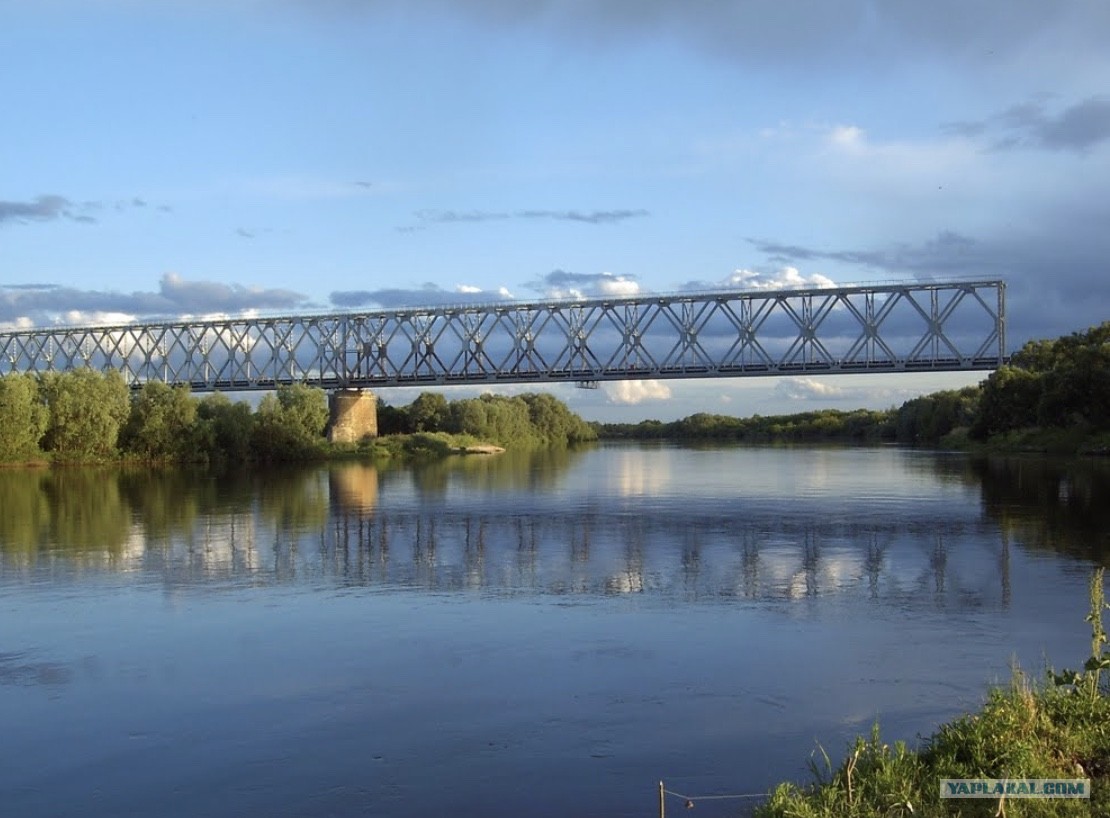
[327, 389, 378, 443]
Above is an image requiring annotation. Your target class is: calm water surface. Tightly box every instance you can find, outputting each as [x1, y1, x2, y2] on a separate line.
[2, 444, 1108, 817]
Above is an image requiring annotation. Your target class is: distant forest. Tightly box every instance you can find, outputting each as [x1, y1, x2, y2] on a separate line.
[596, 321, 1110, 452]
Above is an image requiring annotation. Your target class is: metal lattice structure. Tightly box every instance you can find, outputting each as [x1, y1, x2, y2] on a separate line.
[0, 280, 1005, 391]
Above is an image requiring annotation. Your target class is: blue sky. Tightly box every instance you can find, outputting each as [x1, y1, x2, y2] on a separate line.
[2, 0, 1109, 420]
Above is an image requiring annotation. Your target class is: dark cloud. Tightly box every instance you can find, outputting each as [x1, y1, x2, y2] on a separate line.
[0, 195, 85, 225]
[516, 209, 649, 224]
[944, 97, 1110, 152]
[308, 1, 1108, 73]
[405, 208, 649, 231]
[330, 284, 512, 309]
[236, 228, 255, 239]
[416, 209, 510, 224]
[750, 231, 981, 276]
[0, 194, 166, 226]
[0, 274, 310, 324]
[748, 224, 1110, 349]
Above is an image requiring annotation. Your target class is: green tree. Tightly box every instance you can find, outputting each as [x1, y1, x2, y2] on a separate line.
[121, 381, 199, 460]
[409, 392, 450, 432]
[0, 373, 48, 462]
[971, 365, 1042, 440]
[251, 383, 329, 460]
[376, 400, 412, 435]
[40, 369, 131, 460]
[520, 392, 597, 443]
[195, 393, 255, 464]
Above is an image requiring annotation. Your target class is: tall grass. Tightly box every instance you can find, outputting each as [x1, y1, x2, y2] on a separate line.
[755, 569, 1110, 817]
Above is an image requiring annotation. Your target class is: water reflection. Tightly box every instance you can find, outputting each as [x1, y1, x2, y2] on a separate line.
[0, 452, 1039, 609]
[0, 446, 1103, 818]
[928, 453, 1110, 566]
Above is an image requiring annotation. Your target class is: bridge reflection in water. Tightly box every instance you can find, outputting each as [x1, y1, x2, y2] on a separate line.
[321, 503, 1013, 607]
[11, 452, 1099, 610]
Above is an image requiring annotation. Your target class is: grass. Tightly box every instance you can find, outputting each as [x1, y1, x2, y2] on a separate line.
[754, 569, 1110, 817]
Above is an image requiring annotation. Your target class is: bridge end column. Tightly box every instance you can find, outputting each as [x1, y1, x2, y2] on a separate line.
[327, 388, 379, 443]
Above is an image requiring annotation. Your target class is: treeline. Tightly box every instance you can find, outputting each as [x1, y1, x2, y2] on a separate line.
[598, 408, 895, 443]
[0, 370, 331, 464]
[0, 371, 596, 464]
[599, 321, 1110, 451]
[377, 391, 597, 447]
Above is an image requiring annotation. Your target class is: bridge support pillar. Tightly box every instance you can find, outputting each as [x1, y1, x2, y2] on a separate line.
[327, 389, 378, 443]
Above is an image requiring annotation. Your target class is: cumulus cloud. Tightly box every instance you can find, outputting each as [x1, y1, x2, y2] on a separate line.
[682, 266, 836, 292]
[529, 269, 641, 299]
[330, 283, 514, 309]
[774, 377, 848, 401]
[944, 96, 1110, 152]
[0, 273, 310, 326]
[604, 379, 672, 405]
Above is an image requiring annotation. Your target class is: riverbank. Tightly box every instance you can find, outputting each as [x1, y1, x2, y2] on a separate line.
[754, 571, 1110, 817]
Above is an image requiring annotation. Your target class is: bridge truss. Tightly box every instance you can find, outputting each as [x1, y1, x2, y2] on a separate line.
[0, 280, 1005, 391]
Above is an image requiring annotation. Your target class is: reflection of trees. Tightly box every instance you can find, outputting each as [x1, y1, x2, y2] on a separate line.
[955, 455, 1110, 566]
[400, 446, 582, 500]
[1, 462, 1025, 610]
[43, 470, 132, 556]
[0, 470, 52, 560]
[254, 466, 330, 534]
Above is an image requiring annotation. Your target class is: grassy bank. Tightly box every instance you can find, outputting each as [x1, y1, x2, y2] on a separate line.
[754, 571, 1110, 817]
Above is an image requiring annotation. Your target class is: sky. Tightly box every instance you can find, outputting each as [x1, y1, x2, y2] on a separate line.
[2, 0, 1109, 421]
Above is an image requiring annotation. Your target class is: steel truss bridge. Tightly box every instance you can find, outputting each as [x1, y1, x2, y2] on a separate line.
[0, 280, 1005, 391]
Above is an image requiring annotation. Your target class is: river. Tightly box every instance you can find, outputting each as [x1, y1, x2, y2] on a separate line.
[1, 444, 1108, 817]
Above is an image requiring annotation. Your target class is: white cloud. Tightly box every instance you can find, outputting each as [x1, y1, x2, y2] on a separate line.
[61, 310, 138, 327]
[775, 377, 847, 401]
[827, 124, 865, 151]
[596, 276, 641, 297]
[604, 379, 672, 405]
[724, 266, 836, 290]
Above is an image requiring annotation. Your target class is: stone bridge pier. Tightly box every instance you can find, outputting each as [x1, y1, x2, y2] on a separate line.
[327, 389, 379, 443]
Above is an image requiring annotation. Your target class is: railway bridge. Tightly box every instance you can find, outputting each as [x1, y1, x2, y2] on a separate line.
[0, 279, 1006, 439]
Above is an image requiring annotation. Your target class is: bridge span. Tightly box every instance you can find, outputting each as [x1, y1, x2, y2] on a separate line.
[0, 279, 1005, 391]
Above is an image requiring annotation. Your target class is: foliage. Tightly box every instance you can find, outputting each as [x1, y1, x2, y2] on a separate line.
[390, 391, 597, 448]
[39, 369, 131, 461]
[408, 391, 450, 432]
[0, 373, 48, 462]
[755, 570, 1110, 818]
[599, 408, 895, 443]
[895, 387, 979, 445]
[120, 381, 199, 461]
[251, 383, 330, 461]
[376, 400, 413, 435]
[973, 322, 1110, 441]
[194, 393, 255, 465]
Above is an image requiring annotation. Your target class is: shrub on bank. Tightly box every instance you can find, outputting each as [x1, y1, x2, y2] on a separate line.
[755, 570, 1110, 818]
